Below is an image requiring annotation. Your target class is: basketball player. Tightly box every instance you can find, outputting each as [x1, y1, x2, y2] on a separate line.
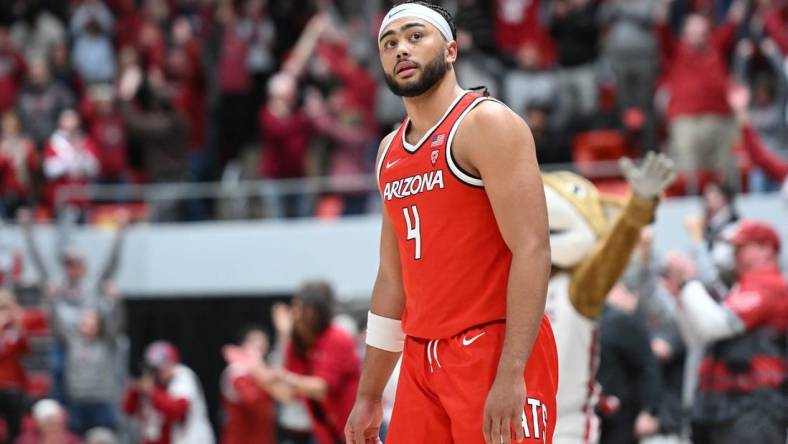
[344, 2, 557, 444]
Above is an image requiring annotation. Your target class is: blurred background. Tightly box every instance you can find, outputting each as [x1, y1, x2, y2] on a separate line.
[0, 0, 783, 443]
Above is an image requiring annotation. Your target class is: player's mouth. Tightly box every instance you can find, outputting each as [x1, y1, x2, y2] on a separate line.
[395, 61, 418, 79]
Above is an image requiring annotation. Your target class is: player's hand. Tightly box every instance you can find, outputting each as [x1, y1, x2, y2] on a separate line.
[344, 395, 383, 444]
[483, 373, 525, 444]
[619, 151, 676, 200]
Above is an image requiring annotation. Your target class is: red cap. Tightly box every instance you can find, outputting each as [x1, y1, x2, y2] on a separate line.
[727, 220, 781, 252]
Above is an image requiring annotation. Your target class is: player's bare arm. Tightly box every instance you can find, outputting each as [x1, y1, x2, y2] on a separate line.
[454, 101, 551, 444]
[345, 132, 407, 444]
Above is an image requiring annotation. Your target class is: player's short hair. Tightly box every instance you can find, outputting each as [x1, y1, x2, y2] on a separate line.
[394, 0, 457, 40]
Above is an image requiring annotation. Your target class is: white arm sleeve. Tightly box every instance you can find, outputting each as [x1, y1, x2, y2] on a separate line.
[676, 281, 745, 346]
[366, 311, 405, 352]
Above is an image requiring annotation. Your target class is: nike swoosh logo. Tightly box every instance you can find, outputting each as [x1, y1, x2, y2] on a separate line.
[462, 332, 485, 346]
[388, 9, 405, 19]
[386, 159, 401, 169]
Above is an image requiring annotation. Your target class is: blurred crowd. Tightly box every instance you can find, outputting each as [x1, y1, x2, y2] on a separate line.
[1, 204, 368, 443]
[595, 184, 787, 444]
[0, 0, 782, 443]
[0, 186, 782, 443]
[0, 184, 782, 444]
[0, 0, 783, 221]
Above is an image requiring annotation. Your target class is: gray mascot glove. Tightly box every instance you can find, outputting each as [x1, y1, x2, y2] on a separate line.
[619, 151, 677, 200]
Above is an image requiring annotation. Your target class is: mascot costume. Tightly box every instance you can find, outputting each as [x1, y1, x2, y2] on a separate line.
[543, 152, 675, 444]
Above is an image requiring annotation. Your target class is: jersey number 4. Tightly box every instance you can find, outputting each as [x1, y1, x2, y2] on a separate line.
[402, 205, 421, 260]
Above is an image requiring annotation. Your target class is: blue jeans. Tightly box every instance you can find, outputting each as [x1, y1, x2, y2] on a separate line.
[68, 401, 117, 435]
[48, 343, 67, 406]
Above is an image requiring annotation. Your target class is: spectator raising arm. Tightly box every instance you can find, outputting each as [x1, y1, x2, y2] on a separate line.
[97, 211, 130, 286]
[17, 208, 49, 285]
[762, 6, 788, 54]
[281, 14, 330, 78]
[675, 281, 746, 345]
[728, 83, 788, 182]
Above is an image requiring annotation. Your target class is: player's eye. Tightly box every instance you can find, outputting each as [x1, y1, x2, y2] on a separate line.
[384, 39, 397, 49]
[410, 32, 422, 42]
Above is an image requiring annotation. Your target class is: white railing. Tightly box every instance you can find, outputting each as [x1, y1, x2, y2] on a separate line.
[53, 159, 732, 221]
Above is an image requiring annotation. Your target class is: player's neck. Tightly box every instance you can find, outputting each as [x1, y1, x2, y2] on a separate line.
[402, 75, 464, 139]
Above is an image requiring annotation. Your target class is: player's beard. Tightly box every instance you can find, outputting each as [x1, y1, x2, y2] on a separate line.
[384, 50, 449, 97]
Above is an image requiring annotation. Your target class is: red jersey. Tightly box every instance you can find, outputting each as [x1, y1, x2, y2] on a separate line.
[0, 325, 28, 391]
[121, 387, 188, 444]
[378, 91, 510, 339]
[698, 266, 787, 393]
[284, 325, 360, 444]
[723, 266, 787, 333]
[220, 365, 275, 444]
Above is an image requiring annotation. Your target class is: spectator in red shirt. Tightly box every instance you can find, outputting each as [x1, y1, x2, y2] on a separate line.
[665, 220, 787, 443]
[0, 111, 38, 219]
[114, 0, 144, 51]
[0, 26, 26, 114]
[272, 281, 361, 444]
[258, 72, 314, 218]
[134, 2, 168, 71]
[656, 0, 747, 191]
[42, 109, 99, 214]
[762, 4, 788, 54]
[728, 82, 787, 183]
[220, 326, 282, 444]
[493, 0, 547, 54]
[214, 1, 257, 176]
[306, 87, 374, 216]
[83, 85, 129, 186]
[315, 40, 377, 132]
[122, 341, 215, 444]
[167, 17, 206, 159]
[14, 399, 80, 444]
[0, 290, 28, 444]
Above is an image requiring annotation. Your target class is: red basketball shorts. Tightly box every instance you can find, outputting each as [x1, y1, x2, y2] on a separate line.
[386, 315, 558, 443]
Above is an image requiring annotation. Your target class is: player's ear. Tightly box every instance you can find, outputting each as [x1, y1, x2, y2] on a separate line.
[445, 40, 458, 64]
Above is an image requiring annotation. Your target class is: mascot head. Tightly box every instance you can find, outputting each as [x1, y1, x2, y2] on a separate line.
[543, 172, 623, 269]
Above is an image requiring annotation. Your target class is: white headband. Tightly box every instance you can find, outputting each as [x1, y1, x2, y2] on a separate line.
[378, 3, 453, 43]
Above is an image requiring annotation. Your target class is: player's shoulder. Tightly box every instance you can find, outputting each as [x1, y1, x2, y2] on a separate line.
[463, 97, 526, 130]
[379, 128, 399, 151]
[455, 97, 532, 149]
[375, 128, 399, 164]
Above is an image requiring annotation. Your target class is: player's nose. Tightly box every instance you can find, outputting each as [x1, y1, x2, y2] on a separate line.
[396, 43, 411, 59]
